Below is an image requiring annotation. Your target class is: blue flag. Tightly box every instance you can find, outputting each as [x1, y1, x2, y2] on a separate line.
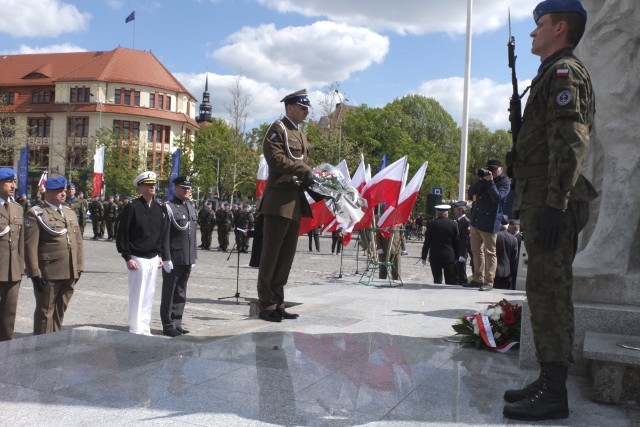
[379, 153, 387, 172]
[17, 147, 28, 197]
[125, 10, 135, 23]
[166, 149, 181, 201]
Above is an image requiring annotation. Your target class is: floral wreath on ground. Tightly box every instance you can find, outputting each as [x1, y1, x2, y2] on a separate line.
[451, 299, 523, 352]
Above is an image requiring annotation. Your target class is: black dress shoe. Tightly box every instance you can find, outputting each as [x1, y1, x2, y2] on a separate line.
[259, 310, 282, 322]
[175, 327, 190, 334]
[276, 308, 299, 319]
[163, 328, 183, 337]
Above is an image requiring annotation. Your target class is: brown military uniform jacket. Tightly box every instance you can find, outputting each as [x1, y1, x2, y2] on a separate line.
[514, 48, 598, 211]
[259, 116, 313, 220]
[0, 201, 24, 282]
[24, 204, 83, 280]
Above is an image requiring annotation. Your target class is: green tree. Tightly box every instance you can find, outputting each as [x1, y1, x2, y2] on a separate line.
[97, 127, 142, 197]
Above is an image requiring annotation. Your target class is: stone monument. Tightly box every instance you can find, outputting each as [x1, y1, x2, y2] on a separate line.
[519, 0, 640, 384]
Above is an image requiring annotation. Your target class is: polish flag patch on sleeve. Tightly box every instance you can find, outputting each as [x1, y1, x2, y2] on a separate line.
[556, 67, 569, 77]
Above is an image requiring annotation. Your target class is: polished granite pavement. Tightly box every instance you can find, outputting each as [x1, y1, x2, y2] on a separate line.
[1, 235, 638, 426]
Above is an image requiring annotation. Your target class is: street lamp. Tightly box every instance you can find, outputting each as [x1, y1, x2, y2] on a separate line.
[333, 89, 348, 162]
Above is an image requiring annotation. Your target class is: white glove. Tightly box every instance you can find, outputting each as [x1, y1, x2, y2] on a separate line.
[377, 248, 384, 255]
[421, 258, 426, 266]
[163, 260, 174, 273]
[458, 256, 466, 263]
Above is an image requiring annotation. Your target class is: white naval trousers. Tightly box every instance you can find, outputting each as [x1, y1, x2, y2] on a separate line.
[128, 255, 159, 335]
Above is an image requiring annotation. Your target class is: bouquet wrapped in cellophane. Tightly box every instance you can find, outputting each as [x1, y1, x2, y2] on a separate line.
[308, 163, 365, 224]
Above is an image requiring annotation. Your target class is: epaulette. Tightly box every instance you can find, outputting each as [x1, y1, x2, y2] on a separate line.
[155, 200, 164, 206]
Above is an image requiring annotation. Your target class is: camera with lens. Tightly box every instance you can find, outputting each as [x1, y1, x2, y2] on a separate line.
[477, 168, 492, 178]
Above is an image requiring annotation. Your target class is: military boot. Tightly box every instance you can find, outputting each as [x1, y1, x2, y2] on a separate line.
[503, 364, 544, 403]
[503, 363, 569, 421]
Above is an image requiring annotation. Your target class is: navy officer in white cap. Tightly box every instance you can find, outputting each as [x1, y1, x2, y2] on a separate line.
[116, 171, 167, 335]
[420, 204, 459, 285]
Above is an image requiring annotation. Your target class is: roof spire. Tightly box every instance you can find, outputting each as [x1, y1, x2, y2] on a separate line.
[197, 73, 212, 124]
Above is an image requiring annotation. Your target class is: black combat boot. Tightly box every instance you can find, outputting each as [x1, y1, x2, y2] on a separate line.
[503, 364, 544, 403]
[503, 363, 569, 421]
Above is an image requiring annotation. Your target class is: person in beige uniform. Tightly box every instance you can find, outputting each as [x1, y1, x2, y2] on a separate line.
[24, 176, 83, 335]
[0, 168, 24, 341]
[256, 89, 317, 322]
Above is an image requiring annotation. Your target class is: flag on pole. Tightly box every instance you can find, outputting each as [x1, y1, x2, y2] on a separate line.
[378, 161, 428, 229]
[92, 147, 104, 197]
[255, 154, 268, 198]
[17, 147, 28, 197]
[360, 155, 407, 209]
[125, 10, 135, 23]
[351, 154, 367, 192]
[166, 149, 181, 201]
[37, 170, 48, 194]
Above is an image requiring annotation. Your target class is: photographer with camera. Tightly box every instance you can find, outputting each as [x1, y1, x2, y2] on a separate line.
[466, 159, 511, 291]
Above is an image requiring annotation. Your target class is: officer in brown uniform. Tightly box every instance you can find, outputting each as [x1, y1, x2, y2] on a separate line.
[24, 176, 83, 335]
[502, 0, 597, 421]
[0, 168, 24, 341]
[256, 89, 316, 322]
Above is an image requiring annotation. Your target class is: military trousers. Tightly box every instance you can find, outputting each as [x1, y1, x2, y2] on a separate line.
[520, 201, 589, 367]
[257, 215, 300, 312]
[430, 260, 456, 285]
[33, 278, 76, 335]
[469, 227, 498, 284]
[0, 280, 20, 341]
[92, 218, 102, 239]
[201, 226, 213, 249]
[217, 227, 229, 250]
[160, 264, 191, 331]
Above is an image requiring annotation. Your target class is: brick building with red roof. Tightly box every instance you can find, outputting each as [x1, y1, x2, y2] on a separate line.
[0, 47, 200, 196]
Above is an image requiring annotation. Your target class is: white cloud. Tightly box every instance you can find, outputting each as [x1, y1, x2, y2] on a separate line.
[2, 43, 88, 55]
[210, 21, 388, 88]
[417, 76, 531, 130]
[0, 0, 90, 37]
[257, 0, 539, 35]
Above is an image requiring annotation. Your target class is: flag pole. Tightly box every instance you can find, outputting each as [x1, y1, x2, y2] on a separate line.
[458, 0, 473, 202]
[132, 11, 136, 49]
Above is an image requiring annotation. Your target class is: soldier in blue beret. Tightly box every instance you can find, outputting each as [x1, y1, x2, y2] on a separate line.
[503, 0, 596, 421]
[0, 168, 23, 341]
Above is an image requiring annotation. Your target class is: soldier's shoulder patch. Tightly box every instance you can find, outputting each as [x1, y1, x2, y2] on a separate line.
[556, 89, 573, 106]
[556, 66, 570, 77]
[25, 218, 32, 228]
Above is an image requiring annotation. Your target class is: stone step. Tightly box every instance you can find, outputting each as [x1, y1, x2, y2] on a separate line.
[582, 331, 640, 405]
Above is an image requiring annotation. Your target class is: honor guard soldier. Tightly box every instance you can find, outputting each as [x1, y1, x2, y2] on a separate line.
[89, 194, 104, 240]
[197, 200, 215, 249]
[116, 171, 166, 335]
[104, 195, 118, 241]
[502, 0, 597, 421]
[24, 176, 84, 335]
[0, 168, 25, 341]
[64, 183, 87, 238]
[215, 201, 233, 251]
[256, 89, 319, 322]
[160, 176, 197, 337]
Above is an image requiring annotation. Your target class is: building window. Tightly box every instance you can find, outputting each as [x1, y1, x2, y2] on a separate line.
[166, 96, 172, 111]
[27, 118, 51, 137]
[113, 120, 140, 140]
[149, 93, 156, 108]
[70, 87, 90, 103]
[66, 143, 88, 169]
[0, 91, 15, 105]
[158, 94, 164, 110]
[0, 117, 16, 138]
[134, 90, 140, 106]
[31, 90, 52, 104]
[0, 144, 14, 166]
[124, 90, 131, 106]
[29, 145, 49, 168]
[115, 89, 121, 104]
[67, 117, 89, 138]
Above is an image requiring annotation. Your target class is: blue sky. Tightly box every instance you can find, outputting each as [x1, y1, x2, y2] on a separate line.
[1, 0, 543, 130]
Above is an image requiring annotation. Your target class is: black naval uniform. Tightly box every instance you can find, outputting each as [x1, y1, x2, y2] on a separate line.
[421, 216, 459, 284]
[160, 197, 197, 334]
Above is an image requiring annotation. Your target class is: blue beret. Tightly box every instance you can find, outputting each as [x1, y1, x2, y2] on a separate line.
[0, 168, 17, 181]
[124, 196, 132, 200]
[67, 183, 76, 189]
[534, 0, 587, 24]
[45, 176, 67, 190]
[205, 200, 212, 206]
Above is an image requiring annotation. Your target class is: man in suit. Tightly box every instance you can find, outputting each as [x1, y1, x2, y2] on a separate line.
[420, 204, 459, 285]
[24, 176, 83, 335]
[116, 171, 166, 336]
[453, 201, 470, 285]
[494, 215, 519, 289]
[160, 176, 197, 337]
[0, 168, 24, 341]
[256, 89, 316, 322]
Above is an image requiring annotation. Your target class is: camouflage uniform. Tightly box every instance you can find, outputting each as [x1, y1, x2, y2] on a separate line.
[234, 206, 254, 253]
[104, 198, 118, 240]
[89, 197, 104, 240]
[197, 204, 215, 249]
[513, 48, 597, 366]
[215, 205, 233, 251]
[99, 196, 107, 238]
[65, 196, 87, 237]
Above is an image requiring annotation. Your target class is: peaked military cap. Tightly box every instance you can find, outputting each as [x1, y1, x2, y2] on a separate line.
[45, 176, 67, 190]
[435, 204, 451, 211]
[281, 89, 311, 107]
[453, 201, 467, 208]
[173, 175, 193, 188]
[133, 171, 157, 186]
[0, 168, 17, 181]
[534, 0, 587, 24]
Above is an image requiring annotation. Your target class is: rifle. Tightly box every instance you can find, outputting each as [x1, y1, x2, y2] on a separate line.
[505, 9, 521, 183]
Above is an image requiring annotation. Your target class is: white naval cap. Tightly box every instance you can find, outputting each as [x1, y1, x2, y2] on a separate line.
[435, 204, 451, 211]
[133, 171, 157, 186]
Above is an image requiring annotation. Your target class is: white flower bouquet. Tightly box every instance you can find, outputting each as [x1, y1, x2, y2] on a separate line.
[308, 163, 365, 224]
